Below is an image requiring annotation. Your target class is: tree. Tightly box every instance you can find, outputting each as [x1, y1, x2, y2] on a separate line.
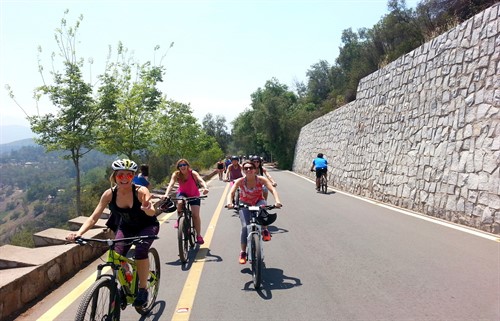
[152, 100, 223, 178]
[202, 113, 230, 153]
[27, 12, 106, 216]
[97, 43, 165, 159]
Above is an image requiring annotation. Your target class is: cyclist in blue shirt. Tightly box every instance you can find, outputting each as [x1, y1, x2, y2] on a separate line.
[133, 164, 150, 190]
[310, 153, 328, 191]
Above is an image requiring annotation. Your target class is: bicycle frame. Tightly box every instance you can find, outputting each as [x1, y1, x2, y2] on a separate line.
[74, 235, 160, 320]
[246, 206, 264, 263]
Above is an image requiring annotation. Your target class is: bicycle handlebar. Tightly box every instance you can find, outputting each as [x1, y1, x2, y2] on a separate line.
[74, 235, 159, 246]
[170, 195, 208, 202]
[225, 204, 281, 210]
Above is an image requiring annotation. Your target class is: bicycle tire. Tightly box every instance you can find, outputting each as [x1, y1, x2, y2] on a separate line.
[187, 213, 196, 248]
[177, 216, 189, 263]
[321, 174, 327, 194]
[135, 247, 161, 315]
[75, 277, 120, 321]
[251, 233, 263, 289]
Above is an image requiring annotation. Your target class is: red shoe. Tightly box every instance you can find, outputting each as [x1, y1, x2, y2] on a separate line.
[239, 251, 247, 264]
[262, 229, 271, 241]
[196, 235, 205, 245]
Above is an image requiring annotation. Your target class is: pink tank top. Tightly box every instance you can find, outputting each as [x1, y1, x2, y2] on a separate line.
[177, 170, 200, 197]
[239, 177, 264, 205]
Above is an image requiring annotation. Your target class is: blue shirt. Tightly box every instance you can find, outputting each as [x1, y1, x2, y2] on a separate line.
[132, 175, 150, 187]
[312, 157, 328, 169]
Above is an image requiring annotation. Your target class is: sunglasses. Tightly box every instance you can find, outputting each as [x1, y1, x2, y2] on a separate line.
[116, 172, 134, 180]
[178, 163, 188, 168]
[243, 167, 254, 171]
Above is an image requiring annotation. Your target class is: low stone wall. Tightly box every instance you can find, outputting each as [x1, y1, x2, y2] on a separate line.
[293, 4, 499, 233]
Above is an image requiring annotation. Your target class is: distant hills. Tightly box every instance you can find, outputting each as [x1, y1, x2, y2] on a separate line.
[0, 138, 37, 154]
[0, 125, 35, 144]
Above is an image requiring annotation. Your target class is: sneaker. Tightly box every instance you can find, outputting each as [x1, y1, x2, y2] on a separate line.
[262, 229, 271, 242]
[316, 186, 320, 191]
[173, 220, 179, 229]
[196, 235, 205, 245]
[133, 288, 148, 307]
[239, 251, 247, 264]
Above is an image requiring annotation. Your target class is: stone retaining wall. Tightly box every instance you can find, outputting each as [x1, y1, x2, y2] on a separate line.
[293, 4, 499, 233]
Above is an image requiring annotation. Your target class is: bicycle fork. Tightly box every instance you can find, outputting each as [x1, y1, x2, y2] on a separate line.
[246, 224, 264, 262]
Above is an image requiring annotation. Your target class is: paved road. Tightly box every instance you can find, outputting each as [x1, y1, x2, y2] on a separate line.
[18, 169, 500, 321]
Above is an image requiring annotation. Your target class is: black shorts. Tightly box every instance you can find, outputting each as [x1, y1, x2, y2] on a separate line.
[315, 168, 327, 178]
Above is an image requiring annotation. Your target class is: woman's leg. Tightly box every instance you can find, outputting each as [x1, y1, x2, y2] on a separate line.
[191, 204, 202, 236]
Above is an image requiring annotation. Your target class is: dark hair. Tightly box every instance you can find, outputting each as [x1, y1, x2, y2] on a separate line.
[140, 164, 149, 176]
[317, 153, 323, 158]
[242, 160, 255, 169]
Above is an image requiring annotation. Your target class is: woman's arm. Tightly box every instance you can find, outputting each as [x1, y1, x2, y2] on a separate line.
[164, 172, 177, 198]
[262, 168, 277, 186]
[226, 178, 242, 207]
[261, 177, 282, 207]
[66, 189, 111, 241]
[139, 186, 156, 216]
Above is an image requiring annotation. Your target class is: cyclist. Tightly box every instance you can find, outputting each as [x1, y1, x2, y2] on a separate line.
[132, 164, 150, 189]
[250, 155, 277, 201]
[226, 161, 282, 264]
[216, 159, 225, 180]
[163, 159, 209, 244]
[310, 153, 328, 191]
[225, 155, 244, 205]
[225, 155, 243, 182]
[66, 159, 159, 307]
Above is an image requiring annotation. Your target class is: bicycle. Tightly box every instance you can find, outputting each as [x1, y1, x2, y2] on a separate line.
[229, 204, 279, 289]
[312, 168, 328, 194]
[171, 195, 207, 263]
[73, 235, 160, 321]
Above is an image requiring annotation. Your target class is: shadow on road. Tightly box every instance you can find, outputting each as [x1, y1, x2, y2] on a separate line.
[241, 266, 302, 299]
[139, 300, 166, 321]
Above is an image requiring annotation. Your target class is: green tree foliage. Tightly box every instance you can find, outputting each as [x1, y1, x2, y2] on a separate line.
[202, 113, 230, 153]
[152, 100, 224, 179]
[97, 42, 165, 159]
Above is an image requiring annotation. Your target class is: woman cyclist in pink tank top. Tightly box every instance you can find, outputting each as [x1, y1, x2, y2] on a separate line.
[164, 159, 209, 244]
[226, 161, 282, 264]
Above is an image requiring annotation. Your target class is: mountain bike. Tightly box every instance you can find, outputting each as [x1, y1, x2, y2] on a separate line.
[73, 235, 160, 321]
[312, 168, 328, 194]
[171, 195, 207, 263]
[230, 204, 279, 289]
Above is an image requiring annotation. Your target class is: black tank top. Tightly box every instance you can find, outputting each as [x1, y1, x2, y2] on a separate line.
[108, 185, 158, 232]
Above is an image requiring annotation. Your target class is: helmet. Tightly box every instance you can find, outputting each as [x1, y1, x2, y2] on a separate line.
[155, 198, 176, 213]
[231, 155, 239, 161]
[317, 153, 323, 158]
[111, 159, 138, 172]
[256, 209, 277, 226]
[250, 155, 261, 162]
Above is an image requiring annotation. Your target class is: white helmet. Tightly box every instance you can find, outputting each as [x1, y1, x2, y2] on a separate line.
[111, 159, 138, 172]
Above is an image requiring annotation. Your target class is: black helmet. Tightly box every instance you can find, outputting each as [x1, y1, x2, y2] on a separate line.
[256, 209, 277, 225]
[231, 155, 239, 160]
[250, 155, 261, 162]
[155, 198, 176, 214]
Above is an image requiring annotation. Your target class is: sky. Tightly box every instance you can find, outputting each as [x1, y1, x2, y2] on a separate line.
[0, 0, 420, 130]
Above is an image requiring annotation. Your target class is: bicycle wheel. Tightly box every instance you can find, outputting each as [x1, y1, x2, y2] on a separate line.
[177, 216, 189, 263]
[251, 233, 263, 289]
[75, 278, 120, 321]
[187, 215, 196, 248]
[321, 174, 328, 194]
[135, 247, 161, 315]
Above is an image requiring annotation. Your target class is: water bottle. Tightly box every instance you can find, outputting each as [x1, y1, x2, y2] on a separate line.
[121, 262, 133, 283]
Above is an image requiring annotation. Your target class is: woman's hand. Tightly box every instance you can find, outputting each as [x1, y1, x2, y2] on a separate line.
[275, 203, 283, 208]
[226, 203, 234, 209]
[202, 188, 209, 195]
[66, 232, 81, 242]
